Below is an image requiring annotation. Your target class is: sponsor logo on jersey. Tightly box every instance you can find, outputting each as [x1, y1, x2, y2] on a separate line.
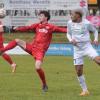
[38, 28, 48, 33]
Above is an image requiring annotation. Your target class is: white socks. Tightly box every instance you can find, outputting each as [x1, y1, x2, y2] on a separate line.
[77, 75, 88, 91]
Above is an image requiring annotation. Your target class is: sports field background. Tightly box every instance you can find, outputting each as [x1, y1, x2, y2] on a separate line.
[0, 32, 100, 100]
[3, 32, 100, 43]
[0, 55, 100, 100]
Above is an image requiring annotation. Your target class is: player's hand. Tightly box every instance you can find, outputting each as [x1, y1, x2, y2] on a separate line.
[13, 26, 18, 31]
[71, 39, 77, 46]
[93, 40, 99, 46]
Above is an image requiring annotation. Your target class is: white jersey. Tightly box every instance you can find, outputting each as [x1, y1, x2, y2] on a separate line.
[66, 19, 99, 63]
[66, 19, 98, 42]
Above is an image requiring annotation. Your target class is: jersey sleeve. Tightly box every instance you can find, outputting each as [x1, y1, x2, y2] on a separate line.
[52, 25, 67, 33]
[66, 21, 72, 42]
[15, 23, 38, 32]
[88, 21, 98, 41]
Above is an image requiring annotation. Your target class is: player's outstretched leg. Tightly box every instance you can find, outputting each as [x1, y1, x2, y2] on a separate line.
[0, 40, 17, 54]
[75, 65, 90, 96]
[2, 53, 17, 73]
[0, 39, 26, 72]
[0, 39, 26, 54]
[35, 60, 48, 92]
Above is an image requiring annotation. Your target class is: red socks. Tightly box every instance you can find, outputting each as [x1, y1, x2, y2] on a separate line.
[36, 68, 47, 86]
[2, 53, 13, 64]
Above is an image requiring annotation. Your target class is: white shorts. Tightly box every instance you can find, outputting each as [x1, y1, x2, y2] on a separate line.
[73, 42, 98, 65]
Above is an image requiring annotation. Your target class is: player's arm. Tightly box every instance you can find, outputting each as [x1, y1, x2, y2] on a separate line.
[66, 27, 75, 44]
[0, 25, 4, 32]
[88, 22, 98, 45]
[53, 25, 67, 33]
[66, 24, 72, 42]
[66, 22, 77, 45]
[14, 24, 38, 32]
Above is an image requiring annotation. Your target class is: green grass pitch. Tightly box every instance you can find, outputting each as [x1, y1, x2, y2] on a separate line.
[0, 55, 100, 100]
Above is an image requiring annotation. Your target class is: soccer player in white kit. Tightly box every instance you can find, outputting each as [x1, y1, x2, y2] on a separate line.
[66, 8, 100, 96]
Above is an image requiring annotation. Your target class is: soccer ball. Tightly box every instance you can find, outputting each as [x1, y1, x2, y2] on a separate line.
[0, 8, 6, 18]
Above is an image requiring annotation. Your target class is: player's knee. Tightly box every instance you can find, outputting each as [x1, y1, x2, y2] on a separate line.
[15, 39, 20, 43]
[76, 69, 82, 76]
[35, 60, 42, 69]
[35, 62, 39, 69]
[35, 64, 41, 69]
[15, 39, 22, 45]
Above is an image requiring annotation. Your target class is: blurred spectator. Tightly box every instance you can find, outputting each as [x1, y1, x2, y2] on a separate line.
[96, 10, 100, 16]
[89, 9, 93, 15]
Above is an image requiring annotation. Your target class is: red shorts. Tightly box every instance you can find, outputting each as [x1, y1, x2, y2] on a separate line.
[25, 43, 45, 61]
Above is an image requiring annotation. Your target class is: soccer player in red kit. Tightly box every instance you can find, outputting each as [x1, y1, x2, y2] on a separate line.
[0, 20, 16, 73]
[0, 11, 67, 91]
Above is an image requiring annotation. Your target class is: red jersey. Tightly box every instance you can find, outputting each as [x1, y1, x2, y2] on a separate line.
[16, 23, 67, 53]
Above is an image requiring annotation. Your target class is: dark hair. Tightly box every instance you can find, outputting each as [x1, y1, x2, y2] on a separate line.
[39, 10, 50, 21]
[75, 11, 83, 18]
